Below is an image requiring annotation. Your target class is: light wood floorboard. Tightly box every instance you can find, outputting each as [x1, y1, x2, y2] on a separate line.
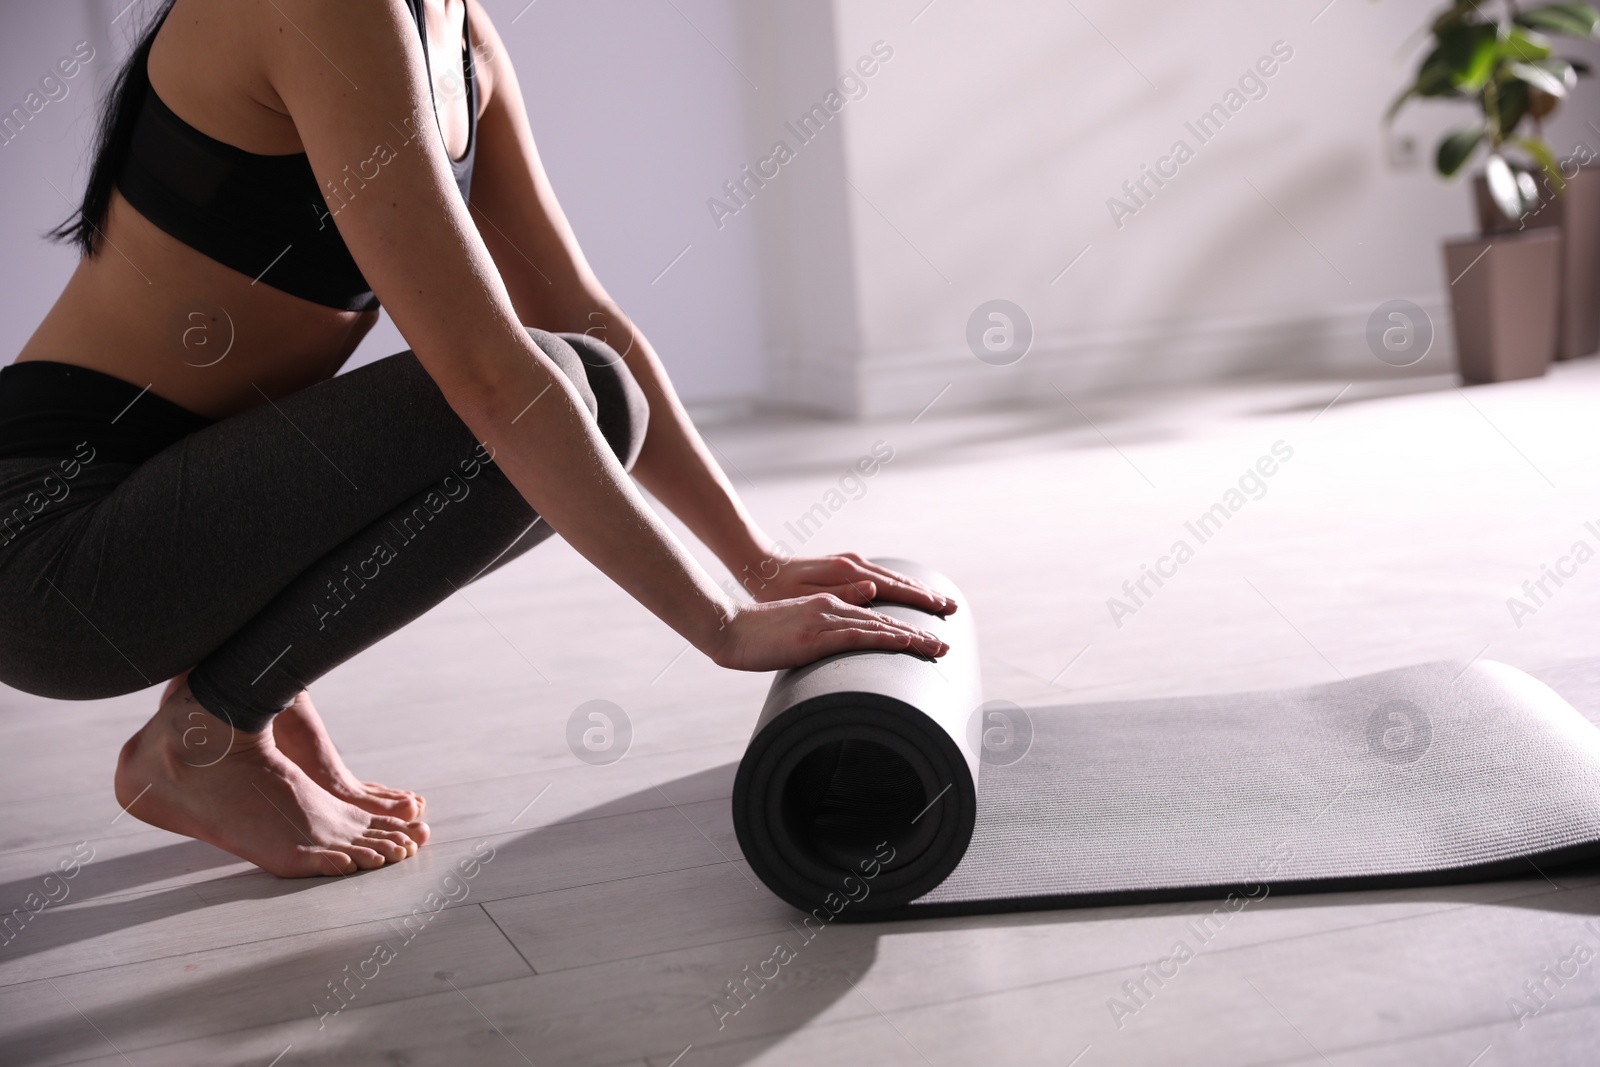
[6, 364, 1600, 1064]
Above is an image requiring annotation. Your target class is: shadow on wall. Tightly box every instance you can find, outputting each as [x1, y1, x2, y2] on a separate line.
[4, 754, 1600, 1064]
[1104, 145, 1375, 383]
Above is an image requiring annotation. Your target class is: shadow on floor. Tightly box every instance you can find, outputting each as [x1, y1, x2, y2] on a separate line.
[5, 757, 1600, 1066]
[698, 369, 1473, 486]
[1247, 373, 1460, 419]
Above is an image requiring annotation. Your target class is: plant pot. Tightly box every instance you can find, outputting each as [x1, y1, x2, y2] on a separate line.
[1473, 165, 1600, 360]
[1442, 228, 1561, 384]
[1556, 164, 1600, 359]
[1473, 172, 1562, 236]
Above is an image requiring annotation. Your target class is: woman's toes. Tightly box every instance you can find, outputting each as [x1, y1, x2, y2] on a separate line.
[386, 793, 426, 819]
[337, 844, 388, 871]
[357, 835, 410, 863]
[303, 849, 358, 877]
[382, 785, 424, 807]
[363, 829, 418, 859]
[115, 680, 433, 880]
[372, 786, 426, 815]
[270, 694, 428, 821]
[325, 780, 424, 820]
[383, 792, 425, 820]
[370, 814, 430, 846]
[350, 788, 421, 820]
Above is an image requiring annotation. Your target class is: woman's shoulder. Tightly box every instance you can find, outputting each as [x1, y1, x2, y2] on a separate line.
[147, 0, 512, 152]
[146, 0, 433, 156]
[463, 0, 506, 114]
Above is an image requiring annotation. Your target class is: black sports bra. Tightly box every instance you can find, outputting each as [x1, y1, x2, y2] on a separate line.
[115, 0, 478, 312]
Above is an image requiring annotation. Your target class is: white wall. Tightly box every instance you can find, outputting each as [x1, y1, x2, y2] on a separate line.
[0, 0, 116, 368]
[2, 0, 1597, 417]
[346, 0, 769, 410]
[783, 0, 1600, 415]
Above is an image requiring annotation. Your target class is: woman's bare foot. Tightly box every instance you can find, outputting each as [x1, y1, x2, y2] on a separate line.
[115, 681, 429, 877]
[158, 672, 426, 821]
[271, 690, 427, 822]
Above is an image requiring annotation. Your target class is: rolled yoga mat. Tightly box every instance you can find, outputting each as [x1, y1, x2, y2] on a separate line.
[731, 559, 1600, 920]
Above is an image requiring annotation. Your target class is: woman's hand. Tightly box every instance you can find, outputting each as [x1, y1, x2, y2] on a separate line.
[748, 552, 957, 616]
[707, 594, 949, 672]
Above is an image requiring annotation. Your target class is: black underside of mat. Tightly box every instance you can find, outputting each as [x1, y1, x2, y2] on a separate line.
[833, 841, 1600, 922]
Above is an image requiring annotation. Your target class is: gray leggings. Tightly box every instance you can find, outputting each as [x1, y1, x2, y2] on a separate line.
[0, 329, 647, 732]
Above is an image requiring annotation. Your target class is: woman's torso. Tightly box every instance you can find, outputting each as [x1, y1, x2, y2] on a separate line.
[13, 0, 482, 421]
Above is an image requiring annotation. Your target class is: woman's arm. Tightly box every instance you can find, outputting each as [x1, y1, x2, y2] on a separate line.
[463, 6, 770, 576]
[261, 0, 944, 666]
[461, 4, 953, 615]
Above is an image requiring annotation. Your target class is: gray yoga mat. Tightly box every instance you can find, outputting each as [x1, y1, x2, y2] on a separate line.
[730, 560, 1600, 920]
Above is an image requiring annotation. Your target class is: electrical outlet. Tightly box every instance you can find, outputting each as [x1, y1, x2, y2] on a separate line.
[1385, 129, 1421, 171]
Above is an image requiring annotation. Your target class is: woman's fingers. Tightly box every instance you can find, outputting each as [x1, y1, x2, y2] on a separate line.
[812, 595, 898, 626]
[814, 598, 947, 655]
[819, 580, 877, 605]
[806, 627, 917, 659]
[882, 580, 953, 615]
[713, 593, 950, 672]
[816, 594, 917, 628]
[839, 556, 958, 615]
[773, 555, 955, 616]
[834, 623, 945, 658]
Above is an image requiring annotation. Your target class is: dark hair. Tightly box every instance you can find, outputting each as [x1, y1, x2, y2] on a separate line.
[45, 1, 176, 257]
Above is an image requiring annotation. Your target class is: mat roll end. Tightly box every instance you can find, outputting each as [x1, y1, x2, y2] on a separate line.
[732, 560, 983, 918]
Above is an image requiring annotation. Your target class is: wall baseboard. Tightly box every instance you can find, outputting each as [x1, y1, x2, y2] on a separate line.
[760, 298, 1457, 418]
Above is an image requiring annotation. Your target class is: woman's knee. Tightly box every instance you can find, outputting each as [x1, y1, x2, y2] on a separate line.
[522, 328, 599, 422]
[550, 331, 649, 471]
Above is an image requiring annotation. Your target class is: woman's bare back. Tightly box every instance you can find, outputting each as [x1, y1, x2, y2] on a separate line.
[16, 0, 482, 420]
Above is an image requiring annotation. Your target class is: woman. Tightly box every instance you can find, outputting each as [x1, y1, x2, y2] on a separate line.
[0, 0, 952, 878]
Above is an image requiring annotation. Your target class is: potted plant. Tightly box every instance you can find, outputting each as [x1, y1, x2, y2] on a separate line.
[1388, 0, 1599, 382]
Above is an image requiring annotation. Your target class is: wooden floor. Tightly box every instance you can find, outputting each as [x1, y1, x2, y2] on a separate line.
[5, 362, 1600, 1065]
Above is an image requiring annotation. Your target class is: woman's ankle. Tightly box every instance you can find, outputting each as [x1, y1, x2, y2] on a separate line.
[154, 680, 272, 766]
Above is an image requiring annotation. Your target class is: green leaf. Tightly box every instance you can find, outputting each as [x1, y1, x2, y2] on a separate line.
[1414, 55, 1466, 98]
[1437, 126, 1487, 176]
[1485, 153, 1526, 220]
[1502, 26, 1555, 62]
[1515, 3, 1600, 38]
[1434, 23, 1502, 91]
[1497, 78, 1532, 131]
[1509, 60, 1571, 95]
[1387, 32, 1475, 117]
[1514, 136, 1567, 193]
[1467, 30, 1505, 88]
